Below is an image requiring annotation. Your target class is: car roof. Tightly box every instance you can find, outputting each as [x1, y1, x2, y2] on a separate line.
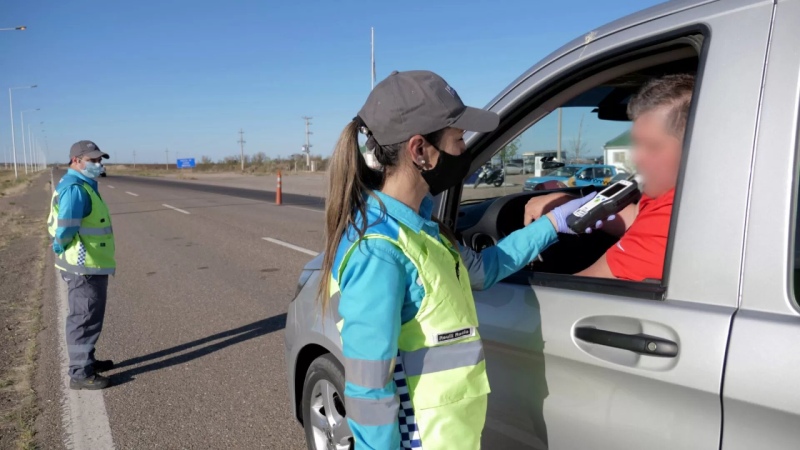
[485, 0, 718, 110]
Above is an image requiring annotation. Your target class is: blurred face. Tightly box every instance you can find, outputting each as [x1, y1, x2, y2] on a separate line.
[72, 155, 102, 171]
[630, 108, 683, 198]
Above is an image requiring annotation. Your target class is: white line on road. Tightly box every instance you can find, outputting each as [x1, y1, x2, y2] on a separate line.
[287, 205, 323, 214]
[56, 274, 116, 449]
[262, 237, 319, 256]
[162, 204, 191, 214]
[107, 185, 115, 189]
[125, 191, 138, 197]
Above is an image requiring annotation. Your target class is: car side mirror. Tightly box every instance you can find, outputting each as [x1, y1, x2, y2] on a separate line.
[542, 161, 565, 170]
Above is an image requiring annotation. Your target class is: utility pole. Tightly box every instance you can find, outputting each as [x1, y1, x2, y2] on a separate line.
[557, 108, 562, 161]
[238, 128, 246, 172]
[133, 150, 136, 168]
[165, 148, 169, 170]
[302, 117, 313, 169]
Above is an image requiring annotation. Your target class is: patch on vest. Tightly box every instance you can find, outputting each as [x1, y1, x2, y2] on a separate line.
[434, 327, 475, 344]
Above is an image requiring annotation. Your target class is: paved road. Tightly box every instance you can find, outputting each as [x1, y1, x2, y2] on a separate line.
[39, 171, 318, 449]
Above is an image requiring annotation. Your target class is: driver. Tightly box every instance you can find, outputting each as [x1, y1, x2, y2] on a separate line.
[523, 74, 695, 281]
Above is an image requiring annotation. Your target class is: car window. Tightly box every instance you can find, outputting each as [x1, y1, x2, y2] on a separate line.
[454, 36, 703, 295]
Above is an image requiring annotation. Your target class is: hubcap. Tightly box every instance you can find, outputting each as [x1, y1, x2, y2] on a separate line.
[309, 379, 352, 450]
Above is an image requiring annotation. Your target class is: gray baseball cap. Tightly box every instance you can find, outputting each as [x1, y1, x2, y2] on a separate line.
[70, 140, 109, 160]
[358, 70, 499, 146]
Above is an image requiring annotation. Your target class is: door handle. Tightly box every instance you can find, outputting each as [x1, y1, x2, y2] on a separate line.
[574, 326, 678, 357]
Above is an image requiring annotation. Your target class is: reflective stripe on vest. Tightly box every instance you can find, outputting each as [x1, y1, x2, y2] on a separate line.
[78, 226, 113, 236]
[401, 339, 484, 377]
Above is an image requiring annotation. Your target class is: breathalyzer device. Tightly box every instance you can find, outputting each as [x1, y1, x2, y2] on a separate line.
[566, 176, 641, 234]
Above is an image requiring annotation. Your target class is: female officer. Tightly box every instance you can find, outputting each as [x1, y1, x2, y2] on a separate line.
[318, 70, 596, 450]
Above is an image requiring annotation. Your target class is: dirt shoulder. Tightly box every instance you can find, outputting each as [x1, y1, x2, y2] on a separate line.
[0, 170, 51, 450]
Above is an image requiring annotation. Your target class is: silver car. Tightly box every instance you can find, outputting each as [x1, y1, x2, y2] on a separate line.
[285, 1, 800, 448]
[503, 162, 526, 175]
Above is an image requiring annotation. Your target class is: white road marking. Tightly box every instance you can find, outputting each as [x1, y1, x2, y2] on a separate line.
[287, 205, 323, 214]
[107, 185, 115, 189]
[162, 204, 190, 215]
[124, 191, 138, 197]
[56, 274, 116, 449]
[262, 237, 319, 256]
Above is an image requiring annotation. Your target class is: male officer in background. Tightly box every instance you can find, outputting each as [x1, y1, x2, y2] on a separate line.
[47, 140, 116, 390]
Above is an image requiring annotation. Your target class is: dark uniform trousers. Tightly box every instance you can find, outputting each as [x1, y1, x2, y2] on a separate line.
[60, 272, 108, 379]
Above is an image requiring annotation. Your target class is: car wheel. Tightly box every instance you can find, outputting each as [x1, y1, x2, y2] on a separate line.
[302, 354, 353, 450]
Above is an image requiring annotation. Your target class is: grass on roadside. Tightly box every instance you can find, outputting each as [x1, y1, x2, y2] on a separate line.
[0, 171, 34, 198]
[13, 236, 45, 450]
[0, 171, 46, 450]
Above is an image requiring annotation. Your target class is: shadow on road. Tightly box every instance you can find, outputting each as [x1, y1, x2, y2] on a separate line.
[109, 313, 286, 386]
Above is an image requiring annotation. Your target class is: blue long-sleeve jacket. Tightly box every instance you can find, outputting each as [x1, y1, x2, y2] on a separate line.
[333, 191, 558, 449]
[52, 169, 96, 254]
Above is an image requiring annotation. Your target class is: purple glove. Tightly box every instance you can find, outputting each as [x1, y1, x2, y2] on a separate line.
[550, 192, 614, 234]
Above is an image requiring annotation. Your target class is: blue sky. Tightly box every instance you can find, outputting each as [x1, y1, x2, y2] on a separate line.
[1, 0, 661, 165]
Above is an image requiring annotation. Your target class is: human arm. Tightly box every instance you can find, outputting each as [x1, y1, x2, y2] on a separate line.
[575, 253, 616, 278]
[337, 239, 406, 450]
[459, 217, 558, 291]
[53, 185, 90, 254]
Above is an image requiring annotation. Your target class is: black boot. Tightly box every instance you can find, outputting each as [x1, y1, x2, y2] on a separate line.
[69, 374, 111, 390]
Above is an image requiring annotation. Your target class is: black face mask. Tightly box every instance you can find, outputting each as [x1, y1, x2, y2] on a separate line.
[418, 145, 472, 196]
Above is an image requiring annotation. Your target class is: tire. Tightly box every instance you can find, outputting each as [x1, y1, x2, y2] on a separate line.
[302, 354, 353, 450]
[493, 179, 503, 187]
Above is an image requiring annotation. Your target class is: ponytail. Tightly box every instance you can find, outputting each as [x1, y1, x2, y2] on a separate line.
[318, 120, 381, 309]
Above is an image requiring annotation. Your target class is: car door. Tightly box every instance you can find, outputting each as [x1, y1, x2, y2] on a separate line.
[573, 167, 593, 186]
[721, 2, 800, 448]
[445, 1, 774, 449]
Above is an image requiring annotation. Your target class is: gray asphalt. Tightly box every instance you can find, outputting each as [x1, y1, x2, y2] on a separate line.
[42, 170, 319, 449]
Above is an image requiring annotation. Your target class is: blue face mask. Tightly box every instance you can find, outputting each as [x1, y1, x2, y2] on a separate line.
[81, 162, 103, 179]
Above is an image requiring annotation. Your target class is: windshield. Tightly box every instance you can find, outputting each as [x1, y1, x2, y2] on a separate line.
[549, 167, 580, 177]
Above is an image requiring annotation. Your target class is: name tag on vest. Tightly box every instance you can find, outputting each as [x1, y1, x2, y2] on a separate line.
[433, 327, 475, 344]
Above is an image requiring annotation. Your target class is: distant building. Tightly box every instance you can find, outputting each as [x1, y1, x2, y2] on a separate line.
[604, 130, 633, 171]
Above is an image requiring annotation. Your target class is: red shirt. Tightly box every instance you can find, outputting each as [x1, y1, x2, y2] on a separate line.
[606, 188, 675, 281]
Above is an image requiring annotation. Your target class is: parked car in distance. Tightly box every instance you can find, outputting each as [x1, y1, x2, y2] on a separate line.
[100, 164, 107, 177]
[503, 162, 526, 175]
[523, 164, 620, 191]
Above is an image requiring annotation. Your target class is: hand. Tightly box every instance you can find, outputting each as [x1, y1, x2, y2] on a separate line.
[524, 193, 573, 226]
[546, 192, 616, 234]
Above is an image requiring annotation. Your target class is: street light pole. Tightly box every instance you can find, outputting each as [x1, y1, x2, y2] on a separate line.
[20, 108, 39, 174]
[8, 85, 37, 179]
[28, 126, 35, 172]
